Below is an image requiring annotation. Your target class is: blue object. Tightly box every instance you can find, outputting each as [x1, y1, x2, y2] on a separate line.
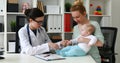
[56, 45, 86, 57]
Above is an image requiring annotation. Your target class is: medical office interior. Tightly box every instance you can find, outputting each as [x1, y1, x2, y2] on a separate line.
[0, 0, 120, 63]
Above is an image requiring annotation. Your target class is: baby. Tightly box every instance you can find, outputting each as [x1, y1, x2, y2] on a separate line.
[56, 24, 97, 57]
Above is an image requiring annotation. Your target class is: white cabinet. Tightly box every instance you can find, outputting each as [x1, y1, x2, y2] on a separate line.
[0, 0, 6, 51]
[1, 0, 112, 53]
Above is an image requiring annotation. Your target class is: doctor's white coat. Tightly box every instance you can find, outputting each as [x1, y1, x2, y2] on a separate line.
[18, 24, 51, 55]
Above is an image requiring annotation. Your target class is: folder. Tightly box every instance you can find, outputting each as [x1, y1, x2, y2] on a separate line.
[57, 15, 62, 32]
[47, 15, 62, 32]
[34, 54, 65, 61]
[46, 5, 60, 14]
[53, 15, 62, 32]
[64, 14, 71, 32]
[47, 15, 54, 32]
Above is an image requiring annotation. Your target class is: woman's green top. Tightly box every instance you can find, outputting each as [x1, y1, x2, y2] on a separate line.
[72, 21, 104, 63]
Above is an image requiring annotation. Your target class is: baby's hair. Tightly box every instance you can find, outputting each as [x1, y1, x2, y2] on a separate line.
[83, 24, 95, 34]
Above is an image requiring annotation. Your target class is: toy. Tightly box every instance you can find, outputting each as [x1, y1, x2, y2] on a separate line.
[22, 2, 30, 13]
[94, 5, 102, 15]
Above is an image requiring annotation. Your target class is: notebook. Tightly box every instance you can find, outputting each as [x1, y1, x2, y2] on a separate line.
[34, 54, 65, 61]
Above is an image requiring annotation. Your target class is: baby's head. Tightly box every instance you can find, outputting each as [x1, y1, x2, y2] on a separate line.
[80, 24, 95, 36]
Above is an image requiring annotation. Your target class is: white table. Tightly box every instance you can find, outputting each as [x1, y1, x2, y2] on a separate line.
[0, 54, 96, 63]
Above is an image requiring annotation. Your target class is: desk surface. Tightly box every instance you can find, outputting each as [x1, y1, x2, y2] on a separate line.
[0, 54, 96, 63]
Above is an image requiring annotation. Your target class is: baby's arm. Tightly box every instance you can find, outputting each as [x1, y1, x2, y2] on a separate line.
[70, 36, 81, 44]
[88, 35, 97, 46]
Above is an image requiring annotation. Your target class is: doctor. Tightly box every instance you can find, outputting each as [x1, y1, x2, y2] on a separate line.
[18, 8, 60, 55]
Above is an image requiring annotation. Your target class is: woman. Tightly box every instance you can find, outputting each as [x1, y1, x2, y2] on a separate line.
[18, 8, 59, 55]
[69, 2, 104, 63]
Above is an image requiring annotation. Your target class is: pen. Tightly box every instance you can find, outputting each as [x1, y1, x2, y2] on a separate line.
[44, 54, 50, 57]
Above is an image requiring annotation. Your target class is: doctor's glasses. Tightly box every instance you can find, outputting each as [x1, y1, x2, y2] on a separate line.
[33, 19, 43, 25]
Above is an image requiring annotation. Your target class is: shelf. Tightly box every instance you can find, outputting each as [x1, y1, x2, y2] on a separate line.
[7, 12, 24, 15]
[45, 13, 62, 15]
[0, 14, 4, 16]
[89, 15, 111, 17]
[64, 32, 73, 33]
[0, 32, 4, 34]
[64, 12, 71, 14]
[7, 12, 63, 15]
[7, 32, 16, 34]
[47, 32, 62, 33]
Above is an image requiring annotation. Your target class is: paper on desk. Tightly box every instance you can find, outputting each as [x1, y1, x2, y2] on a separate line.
[34, 54, 65, 61]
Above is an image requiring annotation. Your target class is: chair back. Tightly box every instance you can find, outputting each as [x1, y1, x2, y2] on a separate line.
[100, 27, 117, 63]
[101, 27, 117, 53]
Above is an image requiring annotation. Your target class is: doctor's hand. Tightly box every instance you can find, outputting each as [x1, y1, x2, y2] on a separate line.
[48, 42, 59, 50]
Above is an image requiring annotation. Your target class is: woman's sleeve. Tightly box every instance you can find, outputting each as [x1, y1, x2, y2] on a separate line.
[91, 21, 104, 44]
[18, 28, 50, 55]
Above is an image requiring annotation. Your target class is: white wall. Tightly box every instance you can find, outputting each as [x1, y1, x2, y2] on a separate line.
[112, 0, 120, 63]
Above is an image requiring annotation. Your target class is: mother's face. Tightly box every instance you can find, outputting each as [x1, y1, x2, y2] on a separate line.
[71, 11, 86, 23]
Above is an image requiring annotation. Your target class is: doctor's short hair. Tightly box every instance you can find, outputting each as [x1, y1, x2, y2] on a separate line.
[24, 8, 44, 21]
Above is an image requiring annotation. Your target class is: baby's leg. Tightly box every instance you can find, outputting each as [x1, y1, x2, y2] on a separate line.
[64, 45, 86, 57]
[61, 46, 72, 52]
[56, 46, 72, 55]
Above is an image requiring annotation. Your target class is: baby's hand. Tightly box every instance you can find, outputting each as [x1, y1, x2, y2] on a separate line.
[66, 41, 72, 46]
[60, 40, 69, 47]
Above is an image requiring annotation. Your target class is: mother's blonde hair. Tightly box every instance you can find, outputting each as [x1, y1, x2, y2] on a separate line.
[70, 0, 86, 15]
[73, 0, 83, 5]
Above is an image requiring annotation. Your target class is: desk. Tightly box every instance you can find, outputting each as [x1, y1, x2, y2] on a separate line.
[0, 54, 96, 63]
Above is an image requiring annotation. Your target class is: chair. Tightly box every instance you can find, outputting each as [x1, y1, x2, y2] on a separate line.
[98, 27, 118, 63]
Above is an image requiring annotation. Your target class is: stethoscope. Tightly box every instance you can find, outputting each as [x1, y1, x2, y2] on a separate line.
[26, 24, 41, 45]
